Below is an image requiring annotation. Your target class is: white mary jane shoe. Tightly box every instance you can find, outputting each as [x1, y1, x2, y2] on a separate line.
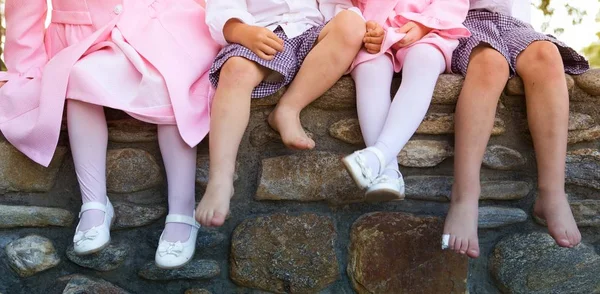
[365, 169, 406, 202]
[73, 198, 114, 255]
[342, 146, 386, 189]
[155, 214, 201, 269]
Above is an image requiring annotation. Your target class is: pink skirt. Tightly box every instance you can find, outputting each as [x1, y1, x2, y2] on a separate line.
[65, 28, 175, 125]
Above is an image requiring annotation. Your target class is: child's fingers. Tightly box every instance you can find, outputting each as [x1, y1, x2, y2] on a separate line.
[395, 28, 417, 48]
[259, 43, 278, 56]
[364, 43, 381, 53]
[256, 49, 275, 61]
[395, 22, 414, 34]
[363, 35, 384, 45]
[267, 31, 285, 46]
[265, 37, 284, 52]
[373, 26, 385, 37]
[366, 20, 378, 32]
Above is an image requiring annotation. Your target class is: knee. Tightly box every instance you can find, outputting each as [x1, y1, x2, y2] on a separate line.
[468, 46, 510, 83]
[330, 10, 366, 48]
[219, 57, 263, 87]
[518, 41, 564, 76]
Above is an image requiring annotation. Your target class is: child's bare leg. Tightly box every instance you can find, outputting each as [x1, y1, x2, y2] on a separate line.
[196, 57, 269, 227]
[516, 41, 581, 247]
[443, 46, 509, 258]
[268, 11, 365, 149]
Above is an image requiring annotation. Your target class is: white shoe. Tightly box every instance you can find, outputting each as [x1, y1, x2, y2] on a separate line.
[155, 214, 200, 269]
[365, 169, 405, 202]
[342, 146, 386, 189]
[73, 198, 114, 255]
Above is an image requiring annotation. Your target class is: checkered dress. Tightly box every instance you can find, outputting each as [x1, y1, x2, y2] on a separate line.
[451, 10, 589, 77]
[209, 25, 324, 98]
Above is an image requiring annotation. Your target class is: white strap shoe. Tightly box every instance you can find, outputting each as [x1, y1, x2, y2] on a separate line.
[365, 169, 405, 202]
[342, 146, 386, 189]
[73, 198, 114, 255]
[155, 214, 201, 269]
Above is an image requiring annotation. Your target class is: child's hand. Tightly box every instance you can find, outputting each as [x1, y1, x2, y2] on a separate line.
[363, 21, 384, 54]
[224, 20, 284, 61]
[392, 21, 432, 49]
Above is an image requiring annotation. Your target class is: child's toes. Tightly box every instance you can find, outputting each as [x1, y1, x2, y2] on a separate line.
[467, 239, 480, 258]
[448, 235, 456, 250]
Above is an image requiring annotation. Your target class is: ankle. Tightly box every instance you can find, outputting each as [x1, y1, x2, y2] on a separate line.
[536, 186, 566, 198]
[451, 184, 480, 202]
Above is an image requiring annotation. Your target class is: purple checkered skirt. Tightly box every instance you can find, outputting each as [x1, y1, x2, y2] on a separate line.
[451, 10, 589, 77]
[209, 25, 324, 98]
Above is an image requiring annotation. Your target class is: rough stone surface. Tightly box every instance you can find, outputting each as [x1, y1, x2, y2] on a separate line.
[251, 87, 285, 107]
[398, 140, 453, 167]
[66, 242, 129, 271]
[565, 149, 600, 190]
[416, 113, 505, 135]
[348, 212, 468, 294]
[329, 118, 363, 145]
[112, 202, 166, 230]
[230, 214, 339, 293]
[505, 77, 525, 96]
[568, 125, 600, 144]
[256, 152, 363, 204]
[490, 232, 600, 294]
[0, 205, 74, 228]
[60, 274, 130, 294]
[106, 148, 163, 193]
[185, 289, 212, 294]
[480, 181, 532, 200]
[138, 260, 220, 281]
[482, 145, 526, 170]
[478, 207, 528, 228]
[5, 235, 60, 277]
[107, 119, 157, 143]
[405, 177, 532, 201]
[569, 112, 596, 130]
[196, 155, 239, 187]
[310, 77, 356, 110]
[574, 69, 600, 96]
[0, 142, 66, 193]
[432, 74, 463, 104]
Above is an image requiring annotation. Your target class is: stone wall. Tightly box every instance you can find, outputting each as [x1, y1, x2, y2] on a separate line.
[1, 70, 600, 294]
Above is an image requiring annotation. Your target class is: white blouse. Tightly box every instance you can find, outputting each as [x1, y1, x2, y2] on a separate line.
[469, 0, 532, 23]
[205, 0, 361, 46]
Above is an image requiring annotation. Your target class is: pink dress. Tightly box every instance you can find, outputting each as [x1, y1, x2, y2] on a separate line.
[0, 0, 220, 167]
[350, 0, 471, 72]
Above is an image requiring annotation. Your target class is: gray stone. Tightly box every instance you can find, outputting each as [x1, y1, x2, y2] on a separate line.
[256, 152, 364, 205]
[66, 241, 129, 271]
[568, 125, 600, 144]
[231, 214, 339, 293]
[329, 118, 363, 145]
[565, 149, 600, 190]
[478, 207, 528, 229]
[0, 205, 74, 228]
[60, 274, 130, 294]
[0, 142, 67, 193]
[482, 145, 526, 170]
[480, 181, 532, 200]
[490, 232, 600, 294]
[310, 77, 356, 110]
[196, 155, 238, 187]
[568, 112, 595, 131]
[416, 113, 505, 135]
[348, 212, 468, 294]
[505, 77, 525, 96]
[138, 260, 220, 281]
[398, 140, 453, 168]
[405, 177, 532, 202]
[112, 202, 166, 230]
[251, 88, 285, 108]
[107, 119, 157, 143]
[574, 69, 600, 96]
[185, 290, 212, 294]
[106, 148, 163, 193]
[432, 74, 463, 105]
[405, 176, 452, 202]
[5, 235, 60, 277]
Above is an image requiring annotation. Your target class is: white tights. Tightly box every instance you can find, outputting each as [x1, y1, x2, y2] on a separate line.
[67, 100, 196, 242]
[351, 44, 446, 177]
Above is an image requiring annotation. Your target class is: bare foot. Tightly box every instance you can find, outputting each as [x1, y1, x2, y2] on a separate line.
[195, 182, 234, 227]
[267, 106, 315, 150]
[443, 199, 480, 258]
[534, 192, 581, 248]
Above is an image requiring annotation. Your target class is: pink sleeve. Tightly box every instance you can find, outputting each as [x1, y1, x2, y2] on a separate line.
[1, 0, 49, 81]
[394, 0, 471, 39]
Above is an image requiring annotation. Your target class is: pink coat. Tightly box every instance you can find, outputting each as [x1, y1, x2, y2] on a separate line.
[0, 0, 220, 167]
[350, 0, 471, 72]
